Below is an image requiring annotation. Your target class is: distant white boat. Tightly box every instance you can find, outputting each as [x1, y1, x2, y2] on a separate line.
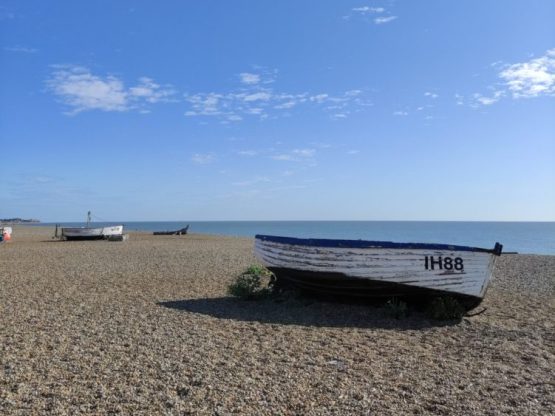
[61, 212, 123, 241]
[254, 235, 503, 308]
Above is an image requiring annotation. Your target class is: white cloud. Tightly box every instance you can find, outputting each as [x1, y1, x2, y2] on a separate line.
[374, 16, 397, 24]
[47, 66, 127, 114]
[239, 72, 261, 85]
[352, 6, 385, 14]
[129, 77, 176, 103]
[274, 100, 297, 109]
[393, 111, 408, 116]
[345, 89, 362, 96]
[191, 153, 215, 164]
[4, 45, 38, 53]
[349, 5, 397, 25]
[293, 148, 315, 157]
[243, 92, 272, 102]
[184, 71, 370, 122]
[185, 93, 224, 116]
[232, 176, 270, 187]
[469, 49, 555, 107]
[237, 150, 258, 156]
[347, 150, 360, 155]
[226, 114, 243, 121]
[473, 94, 498, 106]
[272, 148, 316, 162]
[310, 94, 329, 104]
[272, 149, 316, 162]
[499, 49, 555, 98]
[272, 154, 296, 161]
[332, 113, 348, 119]
[424, 92, 439, 99]
[46, 65, 176, 114]
[471, 91, 504, 107]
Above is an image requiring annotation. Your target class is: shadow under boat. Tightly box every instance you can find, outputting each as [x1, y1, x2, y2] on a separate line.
[157, 293, 464, 329]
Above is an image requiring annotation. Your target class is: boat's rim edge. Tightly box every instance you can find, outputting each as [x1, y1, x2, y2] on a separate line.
[255, 234, 503, 255]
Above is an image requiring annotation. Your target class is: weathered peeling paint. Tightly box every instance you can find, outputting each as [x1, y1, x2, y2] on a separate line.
[254, 237, 499, 299]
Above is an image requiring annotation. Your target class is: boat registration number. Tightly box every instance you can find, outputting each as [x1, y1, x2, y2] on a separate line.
[424, 256, 464, 271]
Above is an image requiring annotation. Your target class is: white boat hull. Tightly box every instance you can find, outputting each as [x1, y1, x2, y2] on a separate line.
[102, 225, 124, 236]
[254, 235, 502, 303]
[62, 225, 123, 240]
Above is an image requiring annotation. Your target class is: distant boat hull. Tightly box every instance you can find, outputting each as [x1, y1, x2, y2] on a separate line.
[62, 225, 123, 240]
[254, 235, 502, 307]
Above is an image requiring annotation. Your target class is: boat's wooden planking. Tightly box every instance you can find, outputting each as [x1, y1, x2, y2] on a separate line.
[254, 239, 497, 298]
[102, 225, 124, 236]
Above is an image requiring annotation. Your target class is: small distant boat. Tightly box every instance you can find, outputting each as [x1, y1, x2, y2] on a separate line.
[61, 212, 123, 241]
[254, 235, 503, 308]
[153, 225, 189, 235]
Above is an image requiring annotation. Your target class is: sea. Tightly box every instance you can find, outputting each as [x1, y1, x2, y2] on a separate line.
[34, 221, 555, 255]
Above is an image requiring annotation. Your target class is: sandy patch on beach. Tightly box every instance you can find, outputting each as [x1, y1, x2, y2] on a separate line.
[1, 226, 553, 415]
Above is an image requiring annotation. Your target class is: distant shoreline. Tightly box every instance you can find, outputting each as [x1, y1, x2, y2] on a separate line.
[0, 219, 40, 224]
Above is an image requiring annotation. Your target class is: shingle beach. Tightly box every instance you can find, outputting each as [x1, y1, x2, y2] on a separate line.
[1, 226, 553, 415]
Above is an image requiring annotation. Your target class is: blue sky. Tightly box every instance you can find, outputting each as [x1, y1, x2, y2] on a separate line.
[1, 1, 554, 222]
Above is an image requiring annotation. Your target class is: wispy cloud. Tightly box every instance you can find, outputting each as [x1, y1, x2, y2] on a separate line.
[374, 16, 397, 25]
[393, 110, 408, 116]
[237, 150, 258, 157]
[232, 176, 270, 187]
[46, 65, 176, 114]
[272, 148, 316, 162]
[239, 72, 261, 85]
[129, 77, 176, 103]
[352, 6, 385, 14]
[4, 45, 38, 53]
[348, 5, 397, 25]
[472, 92, 504, 106]
[184, 71, 370, 122]
[424, 92, 439, 99]
[468, 48, 555, 107]
[191, 153, 215, 164]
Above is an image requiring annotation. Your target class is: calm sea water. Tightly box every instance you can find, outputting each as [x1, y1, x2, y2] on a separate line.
[35, 221, 555, 255]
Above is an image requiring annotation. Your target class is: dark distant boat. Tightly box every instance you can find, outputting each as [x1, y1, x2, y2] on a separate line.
[153, 225, 189, 235]
[254, 235, 502, 307]
[61, 211, 123, 241]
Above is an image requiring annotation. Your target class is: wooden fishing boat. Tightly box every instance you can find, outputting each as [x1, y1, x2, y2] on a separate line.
[254, 235, 502, 307]
[153, 225, 189, 235]
[61, 225, 124, 240]
[61, 212, 123, 241]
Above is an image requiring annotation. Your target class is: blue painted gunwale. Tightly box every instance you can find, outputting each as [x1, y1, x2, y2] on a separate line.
[255, 235, 502, 255]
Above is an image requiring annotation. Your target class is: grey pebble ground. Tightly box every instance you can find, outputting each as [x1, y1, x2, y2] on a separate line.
[1, 226, 554, 415]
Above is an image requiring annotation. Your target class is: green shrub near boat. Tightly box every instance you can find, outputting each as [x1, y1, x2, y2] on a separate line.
[426, 296, 466, 320]
[228, 265, 273, 300]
